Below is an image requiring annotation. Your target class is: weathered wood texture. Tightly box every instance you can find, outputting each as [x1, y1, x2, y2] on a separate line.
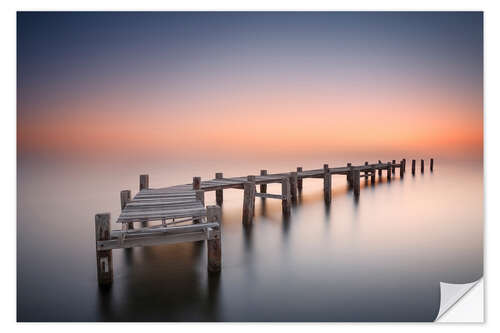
[215, 172, 223, 206]
[242, 180, 256, 225]
[392, 160, 396, 174]
[352, 169, 360, 197]
[290, 172, 298, 204]
[140, 174, 149, 190]
[95, 213, 113, 285]
[323, 164, 332, 203]
[260, 170, 268, 194]
[282, 177, 291, 217]
[207, 205, 221, 273]
[297, 167, 303, 191]
[120, 190, 133, 229]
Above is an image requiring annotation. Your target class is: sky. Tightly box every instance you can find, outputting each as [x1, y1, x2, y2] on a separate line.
[17, 12, 483, 160]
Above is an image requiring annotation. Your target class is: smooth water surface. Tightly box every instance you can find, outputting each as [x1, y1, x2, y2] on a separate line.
[17, 155, 483, 321]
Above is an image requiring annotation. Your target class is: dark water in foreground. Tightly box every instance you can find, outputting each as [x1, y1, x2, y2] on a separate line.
[17, 156, 483, 321]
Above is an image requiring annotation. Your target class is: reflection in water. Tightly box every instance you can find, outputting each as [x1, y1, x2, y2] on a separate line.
[17, 157, 483, 321]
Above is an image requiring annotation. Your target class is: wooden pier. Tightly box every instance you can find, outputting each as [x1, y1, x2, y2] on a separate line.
[94, 158, 433, 285]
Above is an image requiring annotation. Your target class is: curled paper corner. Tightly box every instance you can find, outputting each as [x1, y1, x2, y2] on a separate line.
[435, 278, 483, 321]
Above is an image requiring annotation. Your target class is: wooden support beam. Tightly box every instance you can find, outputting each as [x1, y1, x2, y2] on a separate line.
[95, 213, 113, 286]
[421, 159, 424, 173]
[323, 164, 332, 203]
[260, 170, 268, 194]
[387, 162, 392, 182]
[193, 177, 202, 223]
[120, 190, 133, 230]
[255, 193, 283, 199]
[430, 158, 434, 172]
[412, 159, 416, 175]
[242, 178, 256, 225]
[352, 169, 360, 198]
[347, 163, 353, 187]
[140, 174, 149, 190]
[207, 205, 221, 273]
[290, 172, 298, 204]
[297, 167, 303, 191]
[215, 172, 223, 206]
[281, 176, 291, 217]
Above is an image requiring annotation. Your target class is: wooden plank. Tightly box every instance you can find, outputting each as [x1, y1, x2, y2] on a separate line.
[97, 229, 220, 250]
[255, 192, 283, 199]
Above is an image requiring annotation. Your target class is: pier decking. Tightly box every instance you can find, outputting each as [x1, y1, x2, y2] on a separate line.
[94, 158, 431, 285]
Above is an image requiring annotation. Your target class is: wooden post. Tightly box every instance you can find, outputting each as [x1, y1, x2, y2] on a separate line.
[378, 160, 382, 178]
[281, 176, 291, 217]
[421, 159, 424, 173]
[387, 162, 392, 182]
[371, 167, 376, 184]
[347, 163, 353, 187]
[207, 205, 222, 273]
[323, 164, 331, 203]
[290, 172, 298, 205]
[297, 167, 303, 192]
[412, 159, 416, 175]
[352, 169, 360, 198]
[399, 160, 404, 178]
[120, 190, 133, 230]
[430, 158, 434, 172]
[193, 177, 202, 223]
[392, 160, 396, 174]
[95, 213, 113, 285]
[260, 170, 267, 194]
[215, 172, 223, 206]
[402, 159, 406, 173]
[242, 178, 255, 225]
[139, 174, 149, 190]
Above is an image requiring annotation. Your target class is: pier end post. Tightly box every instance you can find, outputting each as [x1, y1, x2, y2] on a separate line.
[323, 164, 332, 203]
[95, 213, 113, 286]
[207, 205, 222, 273]
[139, 174, 149, 190]
[260, 170, 268, 194]
[215, 172, 224, 206]
[120, 190, 133, 229]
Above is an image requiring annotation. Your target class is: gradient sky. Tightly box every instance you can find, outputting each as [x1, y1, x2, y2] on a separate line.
[17, 12, 483, 159]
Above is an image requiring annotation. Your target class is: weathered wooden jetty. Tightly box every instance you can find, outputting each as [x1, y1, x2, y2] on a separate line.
[94, 158, 433, 285]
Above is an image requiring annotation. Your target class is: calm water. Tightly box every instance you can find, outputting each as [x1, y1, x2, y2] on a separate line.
[17, 155, 483, 321]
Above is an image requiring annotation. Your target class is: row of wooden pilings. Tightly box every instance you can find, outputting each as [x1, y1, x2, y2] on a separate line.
[192, 158, 434, 226]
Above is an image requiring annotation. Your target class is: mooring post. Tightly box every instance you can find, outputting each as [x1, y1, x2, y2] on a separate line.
[95, 213, 113, 286]
[392, 160, 396, 174]
[297, 167, 303, 192]
[281, 176, 291, 217]
[215, 172, 223, 206]
[352, 169, 360, 198]
[260, 170, 267, 194]
[387, 162, 392, 182]
[323, 164, 331, 203]
[207, 205, 222, 273]
[120, 190, 133, 230]
[430, 158, 434, 172]
[347, 163, 353, 187]
[412, 159, 416, 175]
[242, 177, 256, 225]
[400, 160, 404, 179]
[421, 159, 424, 173]
[290, 172, 298, 204]
[139, 174, 149, 191]
[193, 177, 202, 223]
[371, 167, 376, 184]
[402, 159, 406, 173]
[378, 160, 382, 178]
